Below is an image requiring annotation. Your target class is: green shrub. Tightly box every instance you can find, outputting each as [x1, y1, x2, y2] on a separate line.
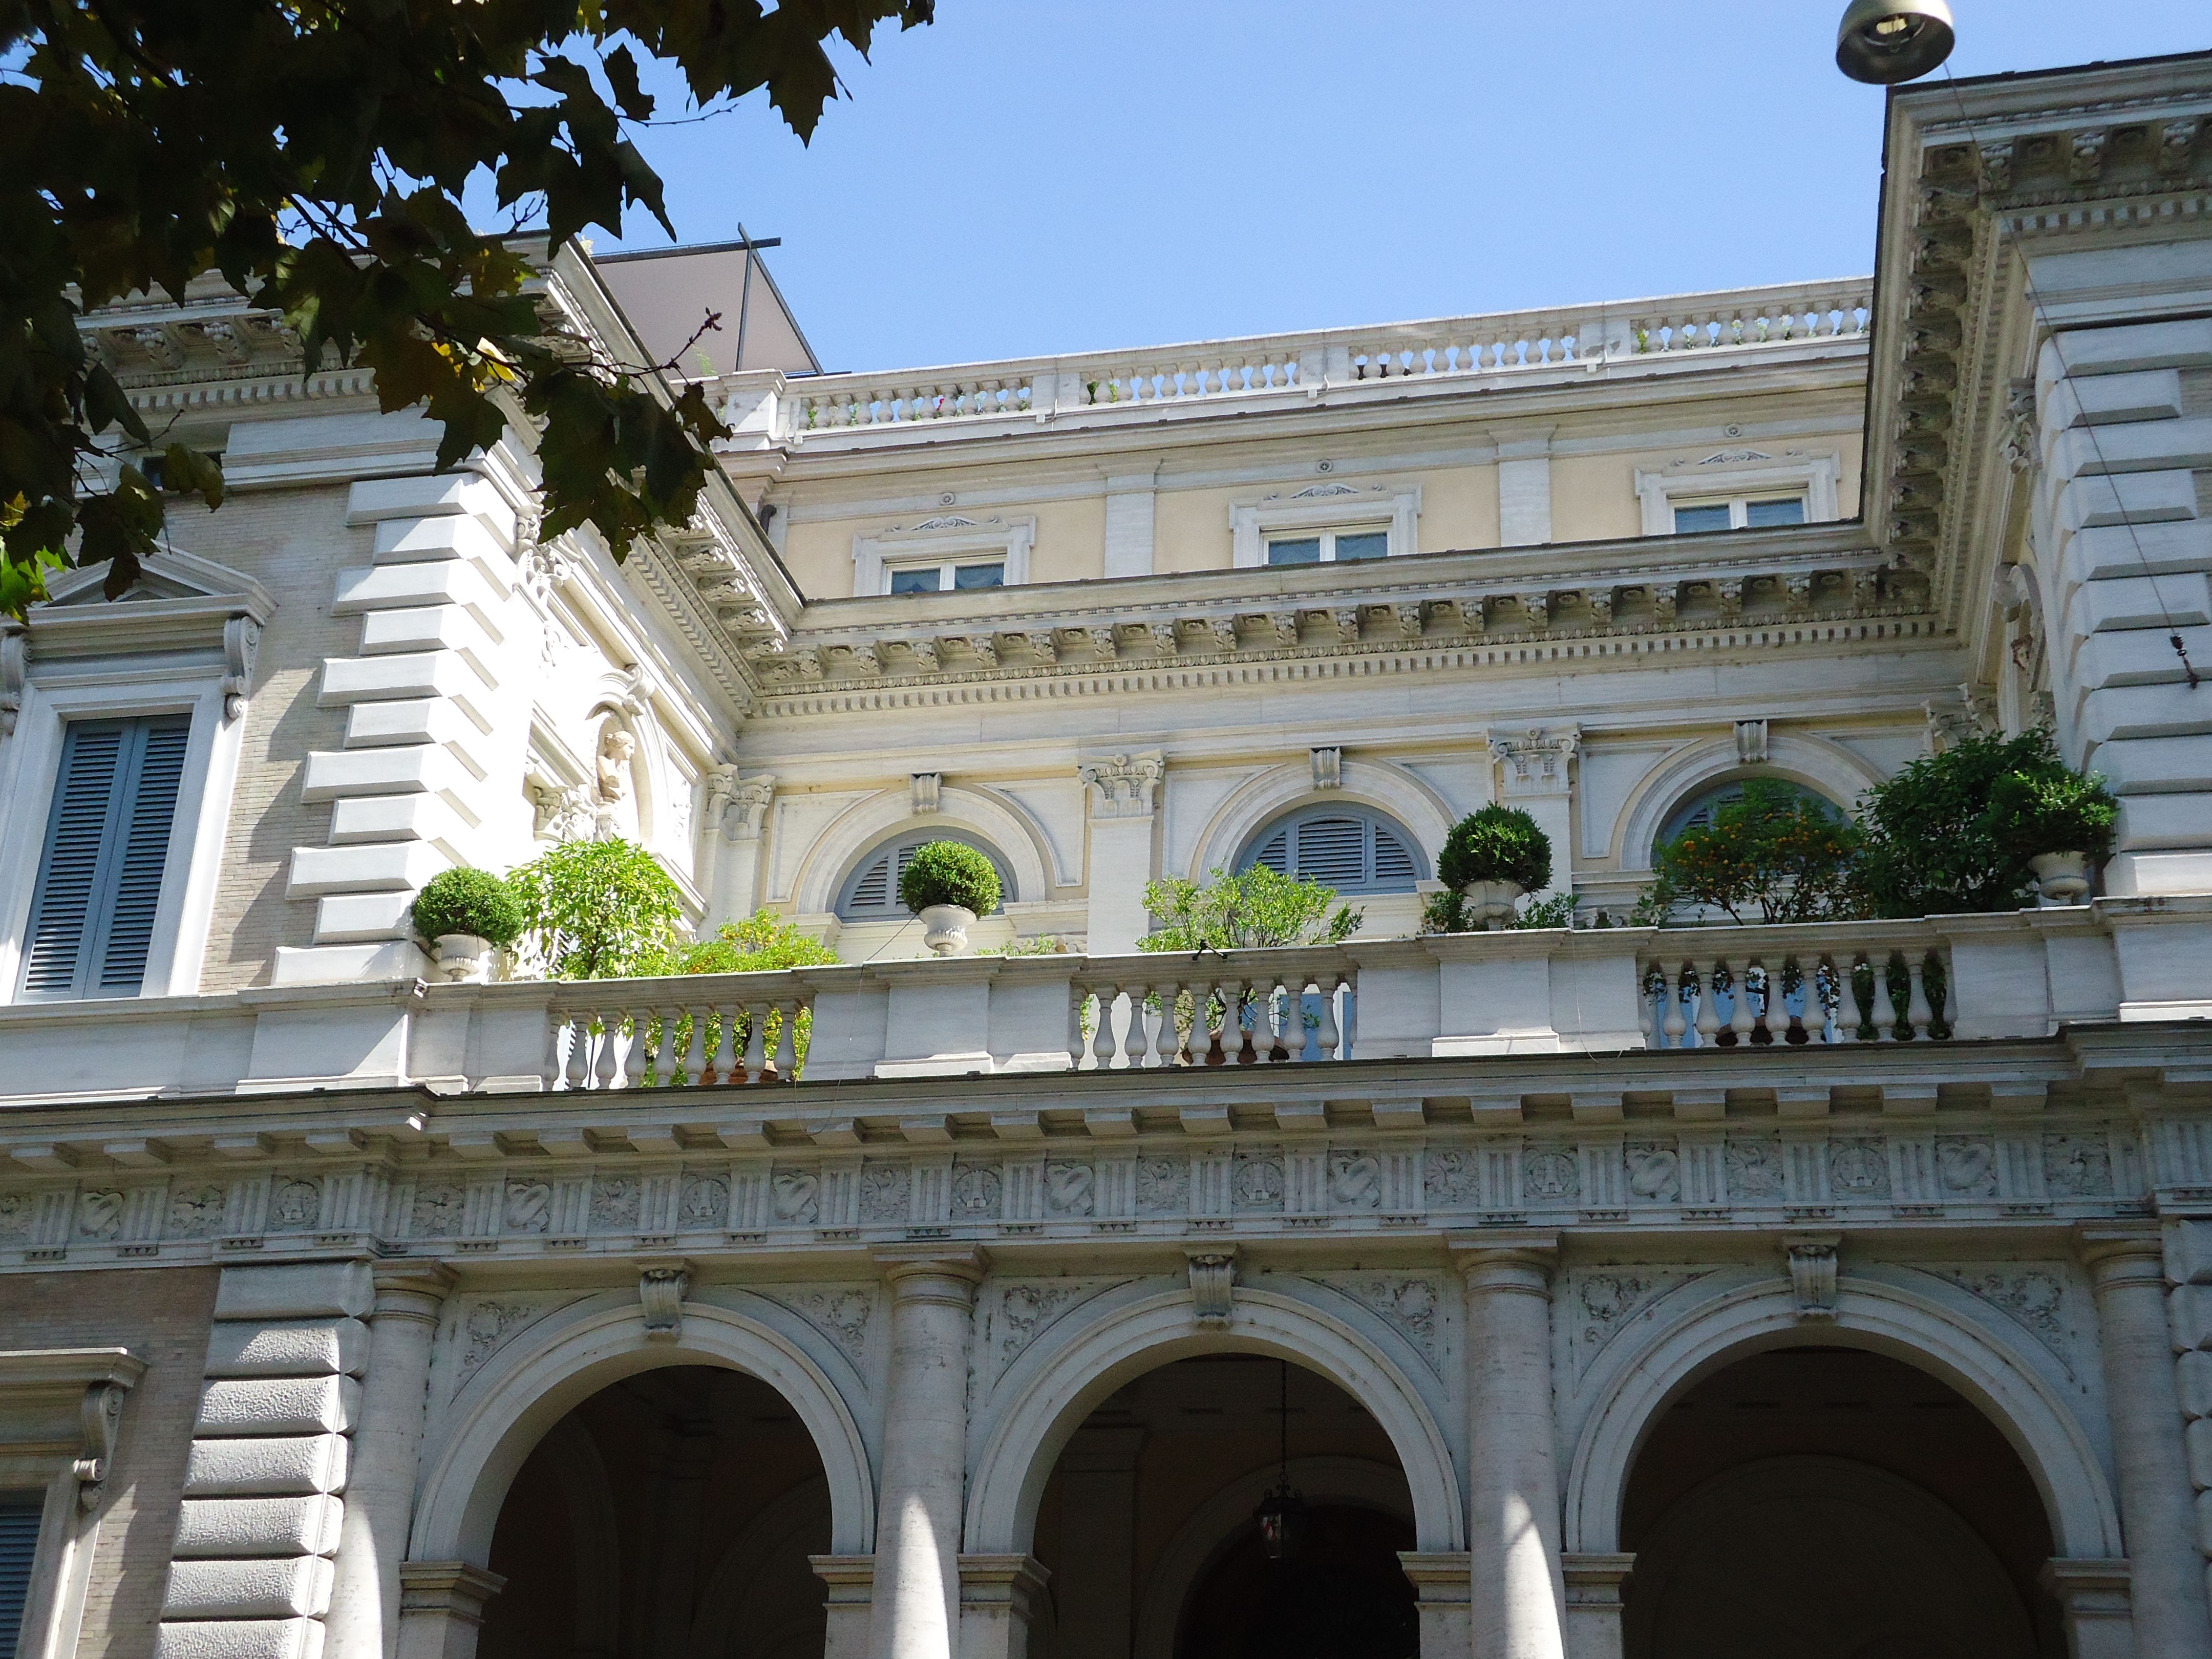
[1634, 778, 1862, 926]
[1857, 730, 2068, 917]
[509, 837, 686, 980]
[675, 909, 840, 974]
[1423, 887, 1580, 934]
[899, 841, 1002, 916]
[1985, 767, 2118, 862]
[1438, 805, 1552, 893]
[1139, 864, 1360, 952]
[411, 867, 524, 945]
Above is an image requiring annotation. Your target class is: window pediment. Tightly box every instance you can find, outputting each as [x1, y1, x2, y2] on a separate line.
[1230, 482, 1421, 568]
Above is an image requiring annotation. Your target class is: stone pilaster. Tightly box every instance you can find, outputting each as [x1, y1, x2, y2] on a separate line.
[1397, 1552, 1472, 1659]
[393, 1563, 503, 1659]
[869, 1249, 985, 1659]
[325, 1265, 456, 1659]
[2078, 1223, 2212, 1658]
[1453, 1231, 1567, 1659]
[1077, 753, 1163, 955]
[954, 1554, 1050, 1659]
[1560, 1555, 1633, 1659]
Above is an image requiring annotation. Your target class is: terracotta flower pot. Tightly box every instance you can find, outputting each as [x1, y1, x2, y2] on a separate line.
[2030, 850, 2091, 907]
[1459, 879, 1526, 930]
[919, 904, 977, 956]
[433, 932, 494, 983]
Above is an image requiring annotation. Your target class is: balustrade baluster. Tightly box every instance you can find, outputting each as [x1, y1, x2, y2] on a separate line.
[684, 1006, 709, 1085]
[1314, 975, 1343, 1060]
[743, 1004, 770, 1083]
[1069, 988, 1088, 1067]
[1906, 955, 1933, 1040]
[622, 1012, 649, 1089]
[1729, 962, 1759, 1045]
[543, 1017, 566, 1090]
[652, 1011, 681, 1086]
[1693, 965, 1721, 1047]
[771, 1002, 798, 1078]
[1252, 979, 1281, 1062]
[1804, 960, 1831, 1046]
[1663, 963, 1689, 1050]
[593, 1017, 622, 1090]
[1872, 956, 1898, 1041]
[1092, 986, 1119, 1070]
[711, 1007, 739, 1083]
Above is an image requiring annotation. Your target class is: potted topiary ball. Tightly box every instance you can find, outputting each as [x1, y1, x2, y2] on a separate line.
[1986, 767, 2118, 907]
[1437, 805, 1554, 930]
[412, 867, 525, 982]
[899, 841, 1003, 956]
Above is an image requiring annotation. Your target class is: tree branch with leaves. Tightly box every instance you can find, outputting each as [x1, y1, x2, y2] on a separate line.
[0, 0, 933, 617]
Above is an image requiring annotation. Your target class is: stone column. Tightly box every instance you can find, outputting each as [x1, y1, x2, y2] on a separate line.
[326, 1264, 456, 1659]
[955, 1554, 1050, 1659]
[1454, 1231, 1567, 1659]
[1561, 1555, 1634, 1659]
[870, 1249, 985, 1659]
[2078, 1223, 2212, 1659]
[393, 1563, 503, 1659]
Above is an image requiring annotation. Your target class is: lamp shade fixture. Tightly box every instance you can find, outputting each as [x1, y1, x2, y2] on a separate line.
[1835, 0, 1956, 84]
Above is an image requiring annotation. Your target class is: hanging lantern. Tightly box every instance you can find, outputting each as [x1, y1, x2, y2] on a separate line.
[1253, 1480, 1307, 1561]
[1835, 0, 1956, 85]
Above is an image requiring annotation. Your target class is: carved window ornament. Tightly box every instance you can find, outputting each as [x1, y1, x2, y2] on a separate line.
[1487, 726, 1580, 797]
[1634, 451, 1843, 536]
[910, 772, 943, 816]
[1229, 482, 1422, 569]
[1187, 1247, 1238, 1329]
[1310, 747, 1343, 791]
[852, 516, 1035, 597]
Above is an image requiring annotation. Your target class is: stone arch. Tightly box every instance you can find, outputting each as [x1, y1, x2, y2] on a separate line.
[1563, 1272, 2124, 1560]
[787, 785, 1057, 915]
[411, 1299, 875, 1567]
[685, 1475, 831, 1659]
[1183, 758, 1455, 882]
[967, 1285, 1463, 1557]
[1611, 733, 1883, 871]
[1131, 1454, 1412, 1659]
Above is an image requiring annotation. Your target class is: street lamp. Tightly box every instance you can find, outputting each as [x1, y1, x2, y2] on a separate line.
[1836, 0, 1956, 84]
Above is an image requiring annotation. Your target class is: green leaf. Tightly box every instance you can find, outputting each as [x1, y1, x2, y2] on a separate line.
[602, 44, 656, 121]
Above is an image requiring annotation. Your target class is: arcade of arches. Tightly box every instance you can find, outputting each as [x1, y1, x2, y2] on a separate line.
[467, 1345, 2072, 1659]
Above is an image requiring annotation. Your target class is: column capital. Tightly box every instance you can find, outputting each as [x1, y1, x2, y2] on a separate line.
[955, 1552, 1051, 1600]
[1562, 1551, 1636, 1607]
[1448, 1229, 1560, 1296]
[2074, 1221, 2165, 1286]
[397, 1560, 504, 1624]
[809, 1554, 876, 1596]
[875, 1246, 988, 1303]
[1395, 1551, 1472, 1606]
[371, 1262, 457, 1323]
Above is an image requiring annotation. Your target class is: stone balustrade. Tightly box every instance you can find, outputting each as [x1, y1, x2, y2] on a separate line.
[0, 901, 2202, 1110]
[769, 279, 1874, 441]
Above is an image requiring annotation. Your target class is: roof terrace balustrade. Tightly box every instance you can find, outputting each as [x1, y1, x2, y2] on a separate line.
[0, 902, 2203, 1112]
[762, 279, 1874, 443]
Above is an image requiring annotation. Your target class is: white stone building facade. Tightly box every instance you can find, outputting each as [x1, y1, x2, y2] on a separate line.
[0, 49, 2210, 1659]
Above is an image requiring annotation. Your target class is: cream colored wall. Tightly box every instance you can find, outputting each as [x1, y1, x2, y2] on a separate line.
[779, 495, 1109, 597]
[1031, 496, 1108, 587]
[1153, 482, 1237, 574]
[1416, 463, 1498, 552]
[1549, 426, 1866, 545]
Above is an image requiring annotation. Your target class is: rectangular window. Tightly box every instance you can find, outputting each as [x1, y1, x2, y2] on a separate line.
[887, 560, 1006, 593]
[1673, 496, 1806, 534]
[1265, 528, 1390, 567]
[18, 714, 192, 1001]
[0, 1494, 41, 1659]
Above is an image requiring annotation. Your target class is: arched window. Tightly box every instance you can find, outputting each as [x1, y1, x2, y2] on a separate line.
[1237, 805, 1425, 894]
[835, 829, 1015, 920]
[1655, 778, 1843, 849]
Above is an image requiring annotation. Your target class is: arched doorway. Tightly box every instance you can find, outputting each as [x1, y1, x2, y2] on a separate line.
[1028, 1354, 1418, 1659]
[1620, 1347, 2066, 1658]
[477, 1365, 833, 1659]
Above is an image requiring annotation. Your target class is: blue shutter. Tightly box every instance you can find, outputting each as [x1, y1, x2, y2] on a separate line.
[847, 851, 894, 912]
[0, 1496, 42, 1659]
[18, 716, 191, 1000]
[98, 718, 191, 993]
[1252, 828, 1290, 875]
[839, 834, 1011, 919]
[1293, 816, 1367, 888]
[1373, 825, 1416, 885]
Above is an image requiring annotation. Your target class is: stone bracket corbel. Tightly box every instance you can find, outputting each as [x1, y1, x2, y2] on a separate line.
[1784, 1232, 1841, 1322]
[221, 614, 261, 722]
[75, 1379, 130, 1509]
[639, 1256, 693, 1341]
[1186, 1247, 1238, 1329]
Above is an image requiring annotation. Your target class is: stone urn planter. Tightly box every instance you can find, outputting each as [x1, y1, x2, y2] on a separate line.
[1458, 879, 1526, 931]
[920, 904, 977, 956]
[433, 932, 495, 983]
[2031, 851, 2092, 907]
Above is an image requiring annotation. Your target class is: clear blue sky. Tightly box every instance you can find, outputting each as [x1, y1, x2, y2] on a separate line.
[605, 2, 2207, 374]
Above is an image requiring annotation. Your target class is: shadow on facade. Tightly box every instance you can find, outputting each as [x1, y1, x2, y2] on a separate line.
[1030, 1353, 1417, 1659]
[476, 1365, 831, 1659]
[1620, 1347, 2063, 1659]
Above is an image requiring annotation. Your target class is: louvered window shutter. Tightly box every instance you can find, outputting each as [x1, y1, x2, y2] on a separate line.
[0, 1496, 42, 1659]
[1293, 817, 1368, 888]
[847, 852, 894, 912]
[1252, 830, 1290, 875]
[1373, 825, 1416, 885]
[18, 715, 192, 1000]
